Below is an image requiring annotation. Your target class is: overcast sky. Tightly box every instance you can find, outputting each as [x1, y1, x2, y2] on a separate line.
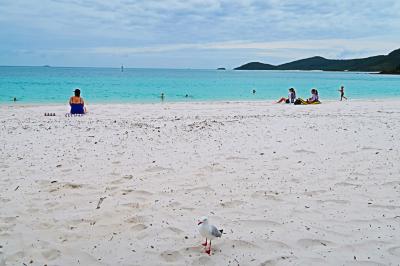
[1, 0, 399, 68]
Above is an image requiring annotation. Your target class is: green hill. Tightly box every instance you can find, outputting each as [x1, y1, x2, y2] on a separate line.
[235, 48, 400, 72]
[234, 62, 276, 70]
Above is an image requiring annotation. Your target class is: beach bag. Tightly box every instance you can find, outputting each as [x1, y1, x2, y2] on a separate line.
[294, 99, 302, 105]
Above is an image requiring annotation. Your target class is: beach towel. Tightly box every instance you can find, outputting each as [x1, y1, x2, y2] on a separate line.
[294, 99, 321, 105]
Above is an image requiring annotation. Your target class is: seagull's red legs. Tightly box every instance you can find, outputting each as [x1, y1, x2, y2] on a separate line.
[205, 240, 211, 255]
[202, 238, 208, 246]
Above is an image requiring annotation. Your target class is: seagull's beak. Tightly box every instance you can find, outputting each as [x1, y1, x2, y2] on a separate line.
[198, 221, 202, 225]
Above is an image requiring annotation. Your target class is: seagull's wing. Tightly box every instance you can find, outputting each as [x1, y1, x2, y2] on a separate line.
[210, 225, 222, 238]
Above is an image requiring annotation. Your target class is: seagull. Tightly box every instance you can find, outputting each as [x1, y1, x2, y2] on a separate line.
[198, 216, 223, 255]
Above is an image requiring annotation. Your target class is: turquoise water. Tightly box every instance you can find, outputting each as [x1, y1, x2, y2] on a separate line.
[0, 66, 399, 104]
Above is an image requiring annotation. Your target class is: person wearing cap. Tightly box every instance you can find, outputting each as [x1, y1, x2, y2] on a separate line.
[69, 88, 86, 114]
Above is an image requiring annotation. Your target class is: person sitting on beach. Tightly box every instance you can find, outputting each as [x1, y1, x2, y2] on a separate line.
[295, 88, 320, 105]
[277, 88, 296, 103]
[311, 89, 319, 103]
[69, 88, 86, 114]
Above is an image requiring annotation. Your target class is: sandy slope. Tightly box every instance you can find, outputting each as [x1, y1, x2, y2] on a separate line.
[0, 100, 399, 266]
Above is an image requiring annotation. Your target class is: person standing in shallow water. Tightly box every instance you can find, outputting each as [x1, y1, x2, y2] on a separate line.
[339, 86, 347, 101]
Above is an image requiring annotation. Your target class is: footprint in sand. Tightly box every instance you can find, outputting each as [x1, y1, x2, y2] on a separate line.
[334, 182, 360, 188]
[388, 246, 400, 257]
[184, 186, 215, 194]
[191, 255, 215, 266]
[368, 204, 400, 210]
[297, 238, 334, 249]
[105, 186, 119, 192]
[121, 202, 141, 209]
[341, 150, 357, 155]
[260, 255, 297, 266]
[0, 197, 11, 203]
[145, 166, 173, 173]
[122, 174, 133, 180]
[219, 239, 261, 250]
[44, 201, 59, 208]
[131, 224, 148, 232]
[180, 206, 195, 211]
[2, 216, 18, 223]
[317, 199, 350, 204]
[0, 217, 17, 232]
[294, 149, 315, 154]
[226, 156, 248, 161]
[303, 190, 327, 196]
[63, 182, 83, 189]
[167, 201, 181, 208]
[110, 178, 125, 185]
[132, 190, 153, 196]
[361, 146, 382, 151]
[125, 215, 147, 224]
[382, 181, 400, 187]
[261, 240, 292, 250]
[4, 250, 26, 262]
[220, 200, 246, 208]
[159, 250, 184, 263]
[166, 227, 184, 234]
[234, 219, 281, 228]
[42, 249, 61, 260]
[251, 191, 282, 201]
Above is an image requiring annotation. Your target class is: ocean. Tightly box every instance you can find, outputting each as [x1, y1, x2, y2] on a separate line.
[1, 66, 399, 104]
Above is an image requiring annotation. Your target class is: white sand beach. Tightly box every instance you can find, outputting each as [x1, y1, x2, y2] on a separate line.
[1, 100, 400, 266]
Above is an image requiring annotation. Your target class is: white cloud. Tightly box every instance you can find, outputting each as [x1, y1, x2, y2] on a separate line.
[0, 0, 400, 67]
[83, 37, 399, 59]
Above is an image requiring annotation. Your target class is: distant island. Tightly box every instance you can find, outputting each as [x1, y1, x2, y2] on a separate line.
[217, 67, 226, 70]
[235, 48, 400, 73]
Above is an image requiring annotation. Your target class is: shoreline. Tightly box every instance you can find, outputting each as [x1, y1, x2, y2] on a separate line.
[1, 97, 400, 108]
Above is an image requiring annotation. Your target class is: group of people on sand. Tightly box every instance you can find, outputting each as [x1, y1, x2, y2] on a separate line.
[277, 88, 320, 105]
[276, 86, 347, 105]
[68, 85, 347, 114]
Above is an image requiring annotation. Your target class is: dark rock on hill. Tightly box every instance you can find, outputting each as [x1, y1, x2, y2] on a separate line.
[234, 62, 276, 70]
